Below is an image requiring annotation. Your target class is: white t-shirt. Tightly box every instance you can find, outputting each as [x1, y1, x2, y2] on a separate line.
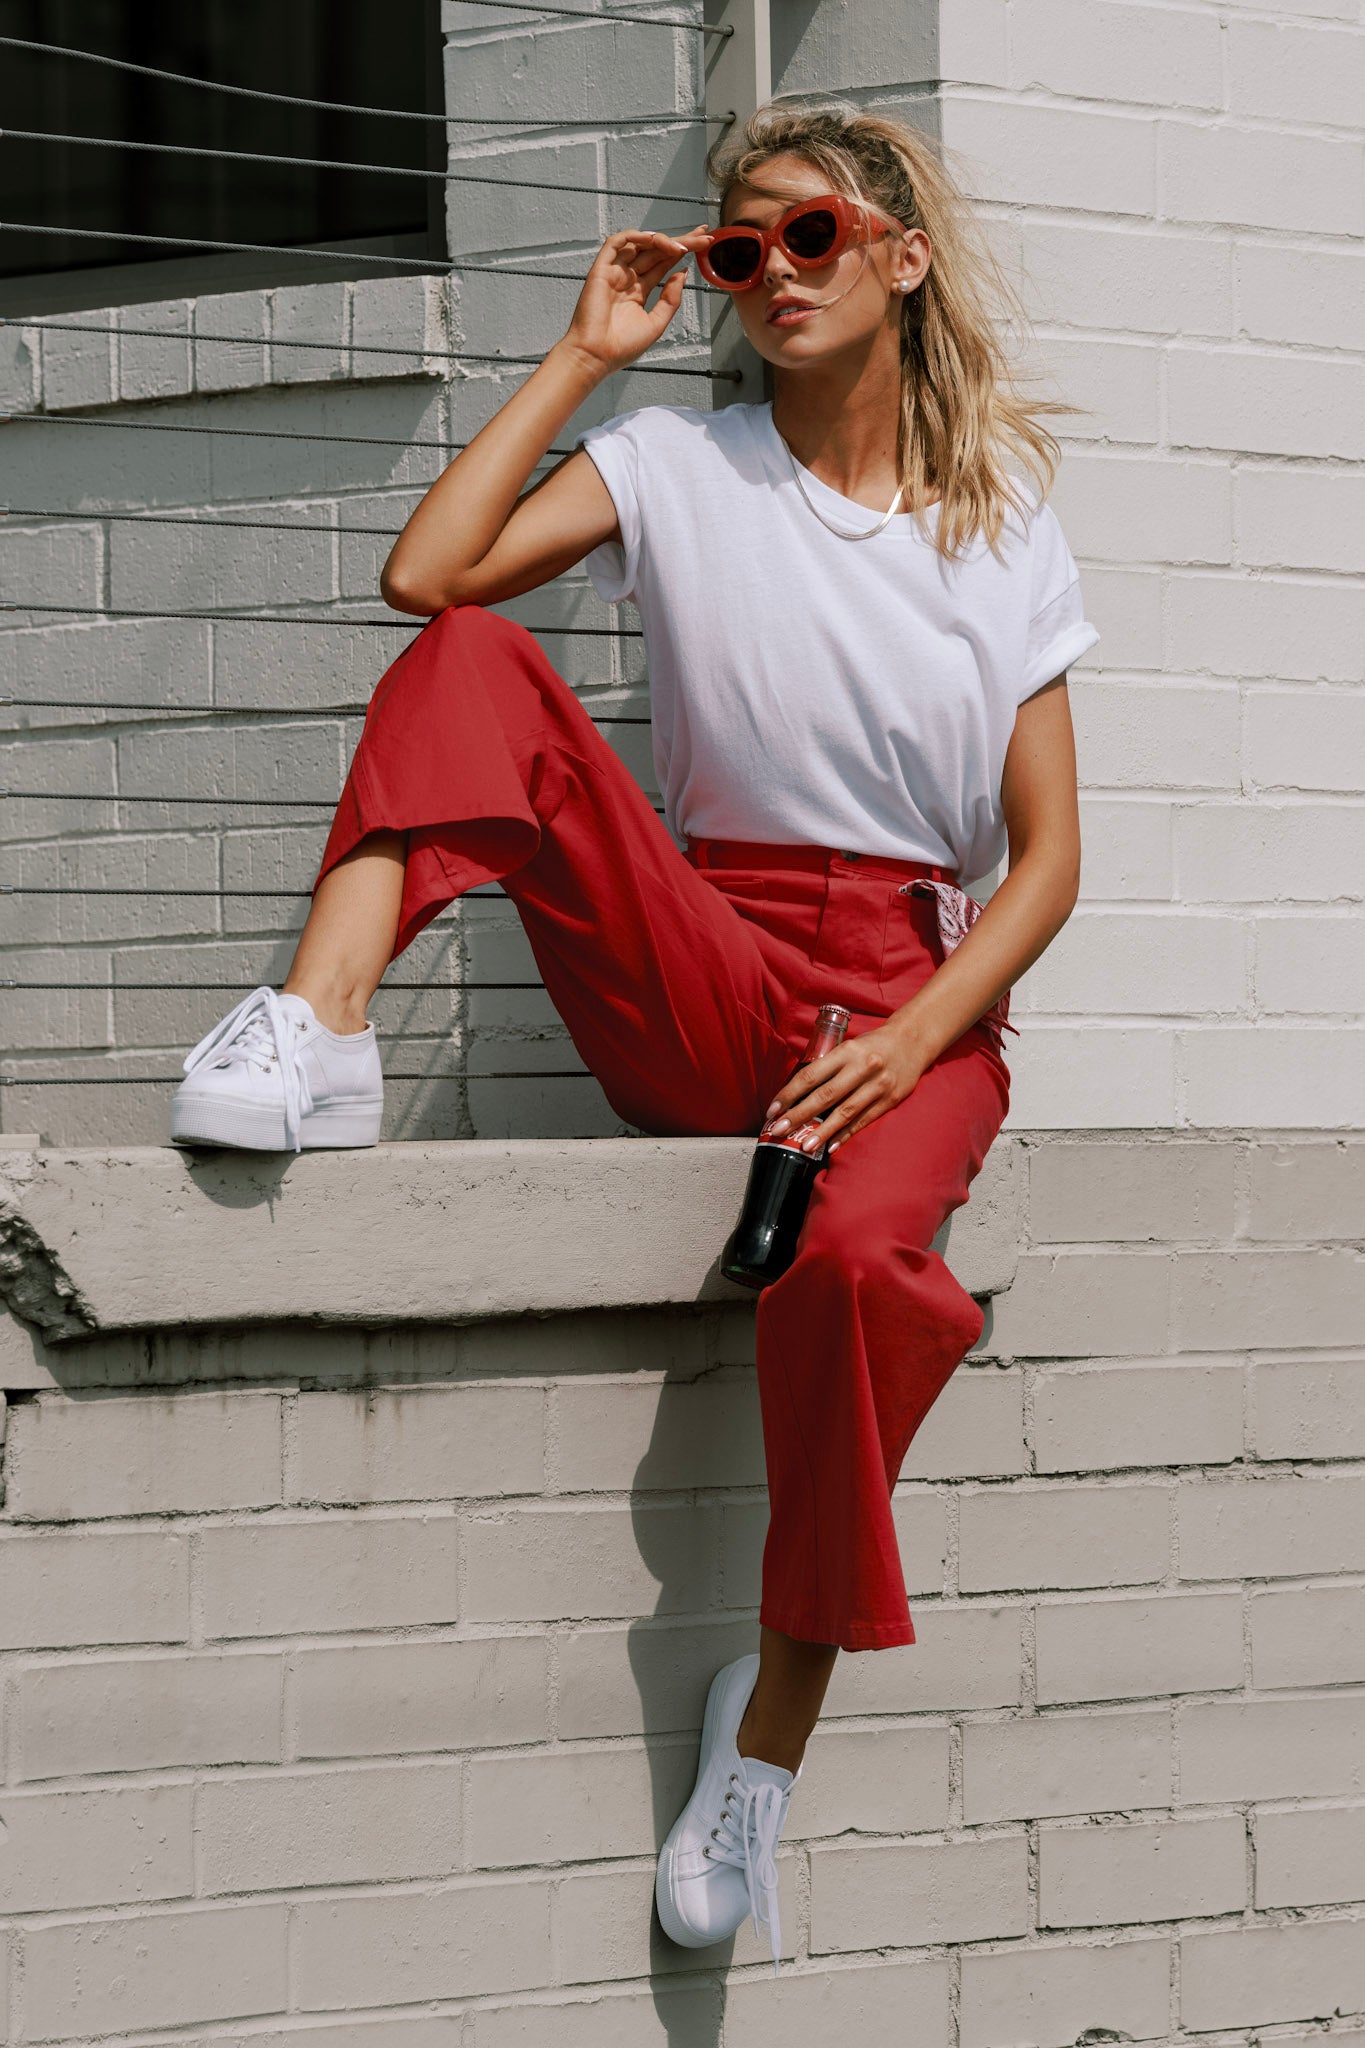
[576, 399, 1098, 885]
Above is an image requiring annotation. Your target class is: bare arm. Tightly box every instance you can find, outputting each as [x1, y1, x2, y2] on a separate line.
[884, 672, 1082, 1066]
[759, 676, 1083, 1153]
[380, 223, 715, 615]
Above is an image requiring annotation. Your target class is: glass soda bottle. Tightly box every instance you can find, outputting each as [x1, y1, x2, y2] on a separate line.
[720, 1002, 852, 1290]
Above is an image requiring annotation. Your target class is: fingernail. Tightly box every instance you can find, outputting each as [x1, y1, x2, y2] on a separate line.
[767, 1117, 790, 1137]
[764, 1101, 781, 1119]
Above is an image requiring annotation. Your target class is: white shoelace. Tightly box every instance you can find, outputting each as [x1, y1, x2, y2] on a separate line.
[181, 985, 314, 1152]
[709, 1771, 786, 1973]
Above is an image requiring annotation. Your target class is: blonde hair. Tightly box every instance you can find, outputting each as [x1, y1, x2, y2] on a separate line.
[705, 100, 1066, 559]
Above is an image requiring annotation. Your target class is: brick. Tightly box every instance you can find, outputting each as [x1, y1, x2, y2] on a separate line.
[552, 1374, 764, 1492]
[1172, 349, 1365, 466]
[1037, 1591, 1244, 1705]
[797, 1722, 950, 1839]
[1013, 0, 1224, 107]
[1251, 1584, 1365, 1690]
[116, 298, 192, 404]
[351, 275, 444, 379]
[959, 1482, 1169, 1593]
[1050, 453, 1231, 566]
[1161, 120, 1363, 237]
[293, 1634, 549, 1757]
[903, 1365, 1027, 1480]
[0, 1782, 191, 1912]
[293, 1383, 545, 1504]
[1039, 1813, 1244, 1928]
[1236, 243, 1365, 354]
[271, 283, 348, 384]
[552, 1855, 800, 1978]
[194, 292, 267, 393]
[1022, 219, 1233, 339]
[963, 1708, 1172, 1822]
[292, 1878, 551, 2006]
[0, 1528, 188, 1649]
[1173, 1246, 1365, 1348]
[470, 1983, 720, 2048]
[1259, 915, 1365, 1014]
[1252, 1359, 1365, 1458]
[827, 1602, 1024, 1715]
[467, 1742, 690, 1868]
[1179, 1696, 1365, 1805]
[943, 97, 1156, 216]
[1165, 572, 1362, 683]
[1033, 1363, 1242, 1473]
[199, 1515, 459, 1638]
[1072, 677, 1239, 790]
[721, 1958, 949, 2047]
[462, 1503, 717, 1623]
[22, 1903, 288, 2038]
[1063, 564, 1161, 669]
[1257, 1802, 1365, 1909]
[1229, 19, 1365, 128]
[0, 322, 37, 409]
[41, 312, 114, 410]
[199, 1761, 462, 1892]
[1045, 336, 1162, 444]
[811, 1833, 1029, 1953]
[1180, 1917, 1365, 2033]
[1175, 803, 1365, 905]
[1247, 689, 1365, 796]
[5, 1388, 282, 1519]
[0, 614, 212, 709]
[1029, 1137, 1238, 1243]
[1249, 1141, 1365, 1243]
[1024, 910, 1247, 1015]
[556, 1616, 760, 1739]
[960, 1935, 1171, 2048]
[1181, 1029, 1365, 1129]
[1180, 1471, 1365, 1580]
[988, 1244, 1176, 1358]
[447, 137, 599, 257]
[1235, 467, 1365, 576]
[15, 1650, 282, 1779]
[109, 506, 334, 610]
[0, 518, 102, 609]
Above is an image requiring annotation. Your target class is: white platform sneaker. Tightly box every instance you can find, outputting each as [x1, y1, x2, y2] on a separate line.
[170, 986, 384, 1152]
[655, 1653, 799, 1974]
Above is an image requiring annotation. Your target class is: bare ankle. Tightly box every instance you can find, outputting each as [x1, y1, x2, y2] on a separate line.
[282, 975, 369, 1036]
[736, 1705, 807, 1776]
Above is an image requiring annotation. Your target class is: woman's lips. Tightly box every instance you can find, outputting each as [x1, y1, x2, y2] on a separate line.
[767, 303, 819, 326]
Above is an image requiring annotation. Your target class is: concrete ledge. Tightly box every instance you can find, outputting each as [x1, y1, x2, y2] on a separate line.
[0, 1137, 1024, 1342]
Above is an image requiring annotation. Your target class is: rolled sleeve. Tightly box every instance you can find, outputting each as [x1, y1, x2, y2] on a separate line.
[577, 411, 644, 605]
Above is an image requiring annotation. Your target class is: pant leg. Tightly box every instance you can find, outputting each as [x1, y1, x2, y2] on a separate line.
[754, 1031, 1010, 1651]
[314, 603, 792, 1135]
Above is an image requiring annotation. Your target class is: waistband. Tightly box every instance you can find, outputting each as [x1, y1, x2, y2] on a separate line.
[685, 836, 961, 886]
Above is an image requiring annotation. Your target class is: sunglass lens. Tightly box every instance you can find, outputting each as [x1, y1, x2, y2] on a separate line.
[708, 234, 762, 285]
[783, 207, 840, 261]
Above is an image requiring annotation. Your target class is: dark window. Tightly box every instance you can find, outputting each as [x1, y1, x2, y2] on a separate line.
[0, 0, 446, 313]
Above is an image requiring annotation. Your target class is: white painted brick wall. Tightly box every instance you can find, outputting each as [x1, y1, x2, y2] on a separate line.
[0, 1129, 1359, 2039]
[940, 0, 1365, 1133]
[4, 0, 1360, 1141]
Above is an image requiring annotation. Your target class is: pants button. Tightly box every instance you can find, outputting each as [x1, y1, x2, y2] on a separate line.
[841, 850, 861, 863]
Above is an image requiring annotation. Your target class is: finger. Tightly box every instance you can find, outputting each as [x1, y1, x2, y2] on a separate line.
[766, 1064, 865, 1135]
[800, 1083, 884, 1152]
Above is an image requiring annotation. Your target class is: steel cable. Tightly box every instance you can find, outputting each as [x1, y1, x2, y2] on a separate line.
[1, 414, 582, 451]
[0, 605, 642, 634]
[0, 1072, 595, 1084]
[1, 698, 650, 721]
[2, 126, 715, 208]
[0, 219, 717, 295]
[2, 316, 720, 375]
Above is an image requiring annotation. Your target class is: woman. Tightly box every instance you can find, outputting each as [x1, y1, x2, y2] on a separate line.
[172, 102, 1096, 1969]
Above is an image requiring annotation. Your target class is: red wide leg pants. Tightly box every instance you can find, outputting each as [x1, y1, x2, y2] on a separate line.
[315, 605, 1012, 1651]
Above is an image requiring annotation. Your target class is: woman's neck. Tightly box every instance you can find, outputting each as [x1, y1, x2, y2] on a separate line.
[769, 352, 912, 515]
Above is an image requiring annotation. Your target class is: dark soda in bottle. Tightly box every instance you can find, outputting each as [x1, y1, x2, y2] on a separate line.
[720, 1002, 852, 1290]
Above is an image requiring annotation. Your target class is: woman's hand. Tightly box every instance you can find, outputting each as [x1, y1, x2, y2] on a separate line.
[762, 1020, 928, 1156]
[561, 225, 714, 377]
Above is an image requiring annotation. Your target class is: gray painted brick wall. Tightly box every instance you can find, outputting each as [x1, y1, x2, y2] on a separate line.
[0, 1129, 1361, 2039]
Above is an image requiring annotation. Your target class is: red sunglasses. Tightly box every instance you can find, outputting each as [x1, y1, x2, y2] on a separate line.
[696, 192, 907, 292]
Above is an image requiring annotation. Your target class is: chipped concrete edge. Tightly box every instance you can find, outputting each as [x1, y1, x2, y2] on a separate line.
[0, 1150, 99, 1341]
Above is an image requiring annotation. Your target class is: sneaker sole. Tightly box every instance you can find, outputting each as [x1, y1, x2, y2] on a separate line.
[654, 1655, 757, 1949]
[170, 1096, 384, 1151]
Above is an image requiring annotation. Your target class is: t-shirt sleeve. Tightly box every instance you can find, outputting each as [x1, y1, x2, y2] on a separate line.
[575, 406, 647, 604]
[1019, 500, 1100, 703]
